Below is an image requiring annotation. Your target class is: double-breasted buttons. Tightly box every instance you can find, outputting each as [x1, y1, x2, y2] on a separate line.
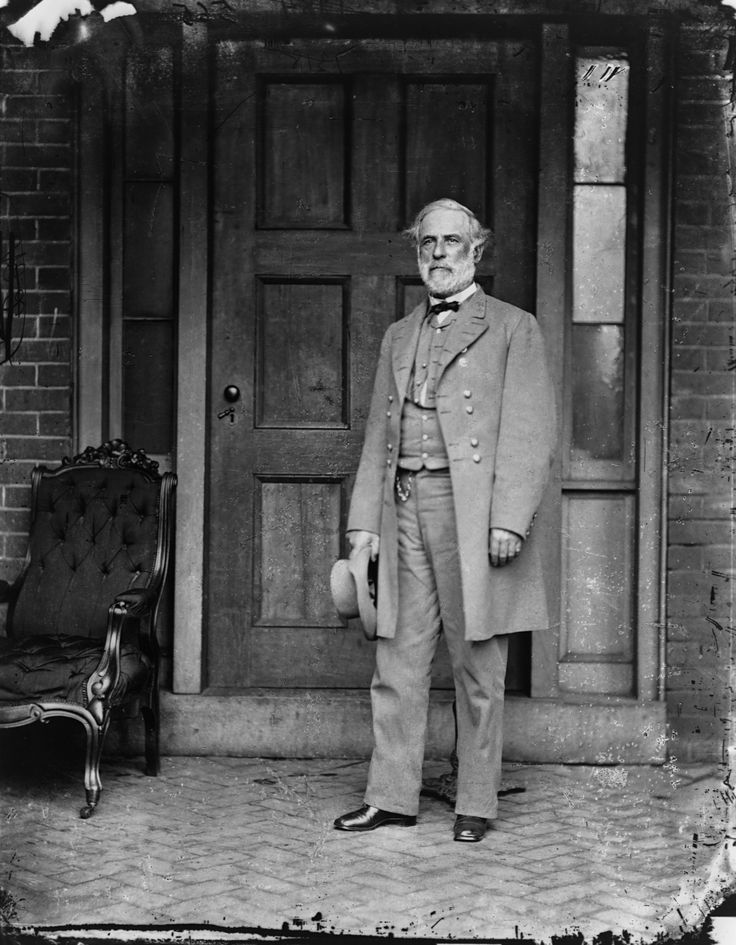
[472, 454, 481, 463]
[387, 411, 392, 418]
[464, 390, 472, 398]
[386, 459, 392, 467]
[466, 405, 474, 415]
[388, 395, 393, 402]
[470, 437, 479, 447]
[387, 443, 393, 451]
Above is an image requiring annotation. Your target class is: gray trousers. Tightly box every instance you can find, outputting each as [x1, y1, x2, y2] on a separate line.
[364, 469, 509, 818]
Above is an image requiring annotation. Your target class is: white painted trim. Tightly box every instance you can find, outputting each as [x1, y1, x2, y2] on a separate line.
[173, 23, 209, 694]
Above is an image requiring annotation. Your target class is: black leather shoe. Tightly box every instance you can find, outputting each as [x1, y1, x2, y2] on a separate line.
[453, 815, 487, 842]
[334, 804, 417, 831]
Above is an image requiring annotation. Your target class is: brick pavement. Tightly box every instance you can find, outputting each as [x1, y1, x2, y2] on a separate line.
[0, 742, 733, 943]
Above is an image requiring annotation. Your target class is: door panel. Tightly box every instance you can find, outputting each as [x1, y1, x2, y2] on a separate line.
[208, 38, 539, 689]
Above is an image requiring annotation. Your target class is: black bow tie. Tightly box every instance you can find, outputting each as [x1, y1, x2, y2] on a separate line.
[428, 300, 460, 316]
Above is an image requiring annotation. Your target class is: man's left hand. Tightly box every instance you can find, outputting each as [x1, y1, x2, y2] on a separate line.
[490, 528, 524, 567]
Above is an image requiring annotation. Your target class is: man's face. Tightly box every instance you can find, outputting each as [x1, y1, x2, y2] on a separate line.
[417, 208, 479, 298]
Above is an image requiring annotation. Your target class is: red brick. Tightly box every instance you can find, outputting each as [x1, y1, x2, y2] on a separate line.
[672, 324, 733, 346]
[2, 484, 30, 508]
[9, 193, 70, 217]
[38, 413, 71, 437]
[23, 291, 69, 316]
[18, 238, 71, 266]
[3, 535, 29, 559]
[679, 76, 731, 104]
[36, 219, 70, 241]
[37, 315, 71, 340]
[0, 364, 36, 386]
[674, 201, 711, 226]
[672, 298, 709, 321]
[669, 520, 734, 546]
[0, 412, 38, 435]
[671, 371, 735, 395]
[0, 461, 35, 485]
[11, 339, 70, 363]
[0, 167, 37, 191]
[36, 268, 70, 292]
[3, 436, 69, 461]
[0, 508, 31, 533]
[678, 102, 730, 126]
[36, 119, 70, 145]
[668, 546, 704, 570]
[671, 348, 705, 371]
[37, 364, 69, 386]
[5, 386, 68, 411]
[3, 144, 70, 169]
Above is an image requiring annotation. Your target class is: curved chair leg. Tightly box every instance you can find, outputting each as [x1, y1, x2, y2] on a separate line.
[80, 716, 110, 819]
[142, 685, 160, 777]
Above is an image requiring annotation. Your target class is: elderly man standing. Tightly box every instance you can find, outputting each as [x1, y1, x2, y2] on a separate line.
[334, 198, 556, 842]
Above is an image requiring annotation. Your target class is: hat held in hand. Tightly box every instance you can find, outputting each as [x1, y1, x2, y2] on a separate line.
[330, 545, 378, 640]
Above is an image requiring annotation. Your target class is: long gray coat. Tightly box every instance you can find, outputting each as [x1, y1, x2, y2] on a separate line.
[347, 288, 557, 642]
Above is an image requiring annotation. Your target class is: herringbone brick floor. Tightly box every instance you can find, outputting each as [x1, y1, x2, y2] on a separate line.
[0, 742, 733, 943]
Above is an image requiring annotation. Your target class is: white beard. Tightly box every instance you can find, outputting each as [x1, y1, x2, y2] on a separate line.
[419, 252, 477, 298]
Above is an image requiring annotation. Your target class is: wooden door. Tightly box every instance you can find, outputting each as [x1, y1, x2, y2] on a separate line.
[207, 37, 539, 689]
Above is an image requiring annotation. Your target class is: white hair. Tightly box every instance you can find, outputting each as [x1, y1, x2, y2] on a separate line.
[403, 198, 493, 256]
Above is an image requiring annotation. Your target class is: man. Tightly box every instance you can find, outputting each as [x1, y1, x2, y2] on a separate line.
[334, 198, 556, 842]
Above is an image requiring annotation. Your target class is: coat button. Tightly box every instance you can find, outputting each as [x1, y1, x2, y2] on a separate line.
[387, 443, 393, 451]
[461, 347, 468, 354]
[472, 453, 481, 463]
[470, 437, 479, 447]
[464, 390, 472, 398]
[387, 459, 392, 467]
[387, 411, 392, 417]
[421, 452, 428, 459]
[388, 395, 394, 402]
[466, 405, 474, 414]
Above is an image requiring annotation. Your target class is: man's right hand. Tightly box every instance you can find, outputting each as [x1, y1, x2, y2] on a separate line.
[348, 530, 380, 561]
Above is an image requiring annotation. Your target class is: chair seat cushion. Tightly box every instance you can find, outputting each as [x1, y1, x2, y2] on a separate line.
[0, 635, 151, 705]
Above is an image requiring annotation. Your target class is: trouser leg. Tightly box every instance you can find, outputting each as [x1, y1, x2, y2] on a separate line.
[422, 478, 509, 819]
[442, 632, 509, 818]
[364, 473, 442, 816]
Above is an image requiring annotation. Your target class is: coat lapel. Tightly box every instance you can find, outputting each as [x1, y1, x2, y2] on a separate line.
[391, 304, 425, 401]
[436, 287, 489, 381]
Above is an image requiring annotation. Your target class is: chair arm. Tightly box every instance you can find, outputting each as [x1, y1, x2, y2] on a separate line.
[85, 588, 157, 724]
[112, 587, 157, 618]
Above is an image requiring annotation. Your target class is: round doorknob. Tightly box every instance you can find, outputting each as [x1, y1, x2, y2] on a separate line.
[223, 385, 241, 403]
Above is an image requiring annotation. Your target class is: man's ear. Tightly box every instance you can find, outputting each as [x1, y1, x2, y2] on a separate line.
[473, 244, 484, 263]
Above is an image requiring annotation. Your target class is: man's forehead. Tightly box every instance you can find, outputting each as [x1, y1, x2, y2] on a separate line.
[418, 208, 471, 238]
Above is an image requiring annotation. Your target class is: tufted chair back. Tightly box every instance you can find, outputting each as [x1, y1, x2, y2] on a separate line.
[11, 466, 162, 641]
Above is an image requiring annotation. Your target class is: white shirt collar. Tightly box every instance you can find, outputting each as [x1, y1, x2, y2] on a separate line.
[428, 282, 478, 308]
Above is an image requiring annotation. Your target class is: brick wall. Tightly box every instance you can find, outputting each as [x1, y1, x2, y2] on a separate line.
[0, 42, 74, 589]
[667, 22, 735, 762]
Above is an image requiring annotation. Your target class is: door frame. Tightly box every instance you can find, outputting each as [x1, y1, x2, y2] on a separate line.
[74, 14, 673, 742]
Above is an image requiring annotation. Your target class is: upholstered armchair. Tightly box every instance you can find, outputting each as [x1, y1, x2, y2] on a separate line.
[0, 440, 176, 818]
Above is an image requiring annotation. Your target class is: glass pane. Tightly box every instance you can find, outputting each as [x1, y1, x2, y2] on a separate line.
[572, 324, 625, 461]
[123, 320, 174, 455]
[123, 182, 174, 318]
[575, 52, 628, 183]
[563, 494, 634, 658]
[573, 185, 626, 324]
